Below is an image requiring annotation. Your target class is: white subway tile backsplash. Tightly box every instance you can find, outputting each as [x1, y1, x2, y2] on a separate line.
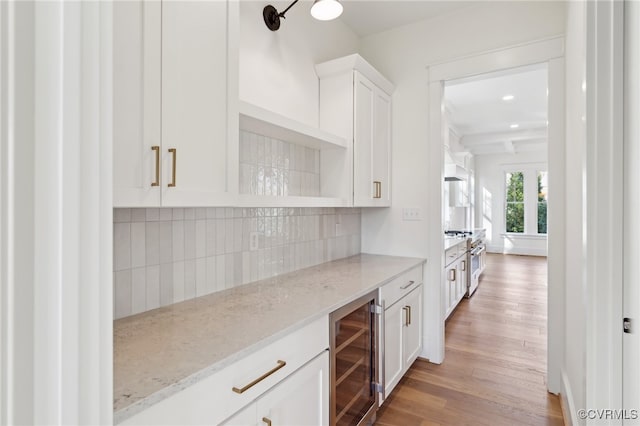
[172, 221, 185, 262]
[239, 131, 321, 197]
[172, 208, 184, 221]
[173, 261, 185, 303]
[195, 258, 206, 297]
[146, 265, 160, 311]
[206, 256, 216, 294]
[159, 208, 172, 221]
[159, 221, 173, 264]
[195, 220, 206, 258]
[114, 270, 132, 318]
[146, 208, 160, 222]
[131, 208, 147, 222]
[131, 267, 146, 315]
[184, 259, 196, 300]
[114, 208, 132, 223]
[113, 207, 361, 319]
[114, 223, 131, 271]
[131, 222, 146, 269]
[145, 222, 160, 266]
[160, 263, 173, 306]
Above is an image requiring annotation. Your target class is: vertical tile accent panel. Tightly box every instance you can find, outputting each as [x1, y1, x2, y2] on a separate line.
[112, 207, 362, 319]
[239, 130, 321, 197]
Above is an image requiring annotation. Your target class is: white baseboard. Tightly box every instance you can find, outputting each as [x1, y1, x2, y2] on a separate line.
[486, 245, 548, 257]
[561, 369, 578, 426]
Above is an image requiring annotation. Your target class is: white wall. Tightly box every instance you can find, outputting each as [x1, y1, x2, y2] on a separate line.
[357, 1, 566, 360]
[474, 151, 548, 256]
[562, 1, 586, 423]
[358, 1, 564, 257]
[239, 0, 359, 127]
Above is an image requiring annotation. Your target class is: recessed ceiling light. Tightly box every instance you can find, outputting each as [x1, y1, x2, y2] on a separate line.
[510, 124, 519, 129]
[502, 95, 515, 101]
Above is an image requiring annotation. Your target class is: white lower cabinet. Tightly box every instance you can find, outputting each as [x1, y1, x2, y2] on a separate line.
[223, 351, 329, 426]
[378, 265, 424, 405]
[443, 244, 468, 320]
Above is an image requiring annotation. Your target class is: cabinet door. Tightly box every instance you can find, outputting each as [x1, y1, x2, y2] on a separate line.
[383, 300, 404, 398]
[222, 403, 258, 426]
[459, 258, 468, 299]
[372, 88, 391, 206]
[113, 0, 161, 207]
[256, 351, 329, 426]
[403, 286, 423, 369]
[353, 72, 375, 207]
[353, 71, 392, 207]
[161, 0, 237, 206]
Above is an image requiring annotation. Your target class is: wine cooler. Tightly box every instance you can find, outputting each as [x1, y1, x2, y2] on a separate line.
[329, 290, 381, 426]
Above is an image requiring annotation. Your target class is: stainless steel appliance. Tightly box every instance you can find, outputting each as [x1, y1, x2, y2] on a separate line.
[329, 290, 380, 426]
[467, 230, 486, 297]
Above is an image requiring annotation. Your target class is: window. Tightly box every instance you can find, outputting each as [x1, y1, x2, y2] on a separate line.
[505, 172, 524, 233]
[538, 171, 548, 234]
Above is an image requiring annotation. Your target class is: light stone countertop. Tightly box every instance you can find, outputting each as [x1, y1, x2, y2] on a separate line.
[114, 253, 426, 424]
[444, 236, 468, 251]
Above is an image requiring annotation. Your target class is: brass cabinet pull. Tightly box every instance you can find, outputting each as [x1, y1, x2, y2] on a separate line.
[461, 260, 466, 271]
[262, 417, 272, 426]
[373, 181, 382, 198]
[232, 360, 286, 394]
[168, 148, 176, 187]
[400, 280, 416, 290]
[406, 305, 411, 325]
[449, 268, 456, 282]
[403, 306, 409, 326]
[151, 146, 160, 187]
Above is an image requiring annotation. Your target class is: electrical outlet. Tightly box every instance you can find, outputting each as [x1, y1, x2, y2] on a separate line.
[250, 232, 259, 251]
[402, 208, 422, 221]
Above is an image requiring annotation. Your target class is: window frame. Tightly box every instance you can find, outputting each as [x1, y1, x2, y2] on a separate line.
[502, 165, 548, 236]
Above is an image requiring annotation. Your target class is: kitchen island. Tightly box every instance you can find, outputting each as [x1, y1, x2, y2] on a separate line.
[114, 253, 426, 424]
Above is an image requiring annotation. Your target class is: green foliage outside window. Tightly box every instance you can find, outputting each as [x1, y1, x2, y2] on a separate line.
[538, 171, 548, 234]
[505, 172, 524, 233]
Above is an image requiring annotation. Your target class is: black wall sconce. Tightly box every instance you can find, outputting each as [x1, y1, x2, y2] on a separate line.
[263, 0, 343, 31]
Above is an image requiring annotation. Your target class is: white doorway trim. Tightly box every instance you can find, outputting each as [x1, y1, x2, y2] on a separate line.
[585, 0, 624, 423]
[0, 2, 113, 424]
[425, 36, 565, 395]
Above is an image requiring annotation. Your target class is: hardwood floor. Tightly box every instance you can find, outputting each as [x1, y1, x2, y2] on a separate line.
[376, 254, 564, 426]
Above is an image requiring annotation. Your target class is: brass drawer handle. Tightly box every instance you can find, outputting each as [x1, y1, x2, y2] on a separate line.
[400, 280, 416, 290]
[151, 146, 160, 187]
[403, 306, 409, 326]
[461, 260, 466, 271]
[232, 360, 286, 394]
[373, 181, 382, 198]
[168, 148, 177, 187]
[406, 305, 411, 325]
[449, 268, 456, 281]
[262, 417, 272, 426]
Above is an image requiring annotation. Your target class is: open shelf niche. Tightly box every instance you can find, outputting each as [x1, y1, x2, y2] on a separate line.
[238, 101, 352, 207]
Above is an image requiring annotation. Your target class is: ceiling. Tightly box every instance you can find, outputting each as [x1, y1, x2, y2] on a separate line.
[339, 1, 474, 37]
[444, 64, 549, 155]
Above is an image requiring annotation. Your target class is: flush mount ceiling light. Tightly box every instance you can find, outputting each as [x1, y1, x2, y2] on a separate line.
[263, 0, 343, 31]
[502, 94, 515, 101]
[510, 124, 520, 129]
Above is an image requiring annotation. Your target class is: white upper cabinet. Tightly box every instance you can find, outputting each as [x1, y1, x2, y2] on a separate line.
[317, 54, 394, 207]
[113, 0, 238, 207]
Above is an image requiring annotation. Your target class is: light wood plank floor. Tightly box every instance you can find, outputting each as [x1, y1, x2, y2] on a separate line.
[376, 253, 564, 426]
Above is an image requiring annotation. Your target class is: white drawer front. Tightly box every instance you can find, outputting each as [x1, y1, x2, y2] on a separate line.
[120, 315, 329, 426]
[379, 266, 423, 308]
